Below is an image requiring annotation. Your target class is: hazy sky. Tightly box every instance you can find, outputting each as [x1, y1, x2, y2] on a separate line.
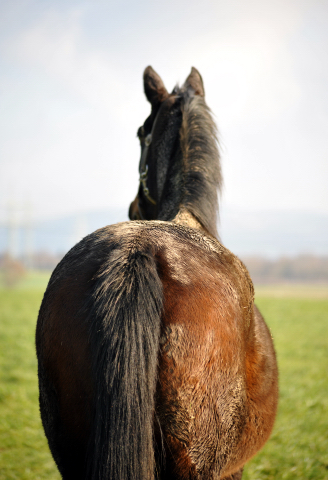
[1, 0, 328, 223]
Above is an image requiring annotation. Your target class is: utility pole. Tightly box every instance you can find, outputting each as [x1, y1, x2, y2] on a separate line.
[23, 201, 34, 269]
[7, 200, 18, 259]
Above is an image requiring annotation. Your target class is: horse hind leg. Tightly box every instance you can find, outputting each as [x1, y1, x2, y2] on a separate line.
[38, 360, 90, 479]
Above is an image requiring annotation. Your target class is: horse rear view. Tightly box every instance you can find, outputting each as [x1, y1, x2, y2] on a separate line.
[36, 67, 278, 480]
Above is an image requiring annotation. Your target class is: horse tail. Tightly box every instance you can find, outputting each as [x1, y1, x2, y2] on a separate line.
[86, 242, 163, 480]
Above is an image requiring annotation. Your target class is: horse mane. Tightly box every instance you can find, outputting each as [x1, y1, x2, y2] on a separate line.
[178, 88, 222, 238]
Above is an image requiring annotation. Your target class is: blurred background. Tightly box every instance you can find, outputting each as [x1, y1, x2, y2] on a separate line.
[1, 0, 328, 285]
[0, 4, 327, 478]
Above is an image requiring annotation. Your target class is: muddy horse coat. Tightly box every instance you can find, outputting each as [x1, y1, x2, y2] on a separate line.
[36, 67, 278, 480]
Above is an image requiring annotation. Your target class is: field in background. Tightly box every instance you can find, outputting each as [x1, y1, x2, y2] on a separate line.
[0, 276, 327, 479]
[0, 288, 60, 480]
[255, 283, 328, 299]
[244, 294, 328, 479]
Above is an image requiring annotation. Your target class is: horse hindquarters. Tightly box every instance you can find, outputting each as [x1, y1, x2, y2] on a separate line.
[36, 227, 164, 480]
[36, 222, 278, 480]
[152, 244, 252, 479]
[36, 271, 96, 479]
[153, 237, 278, 479]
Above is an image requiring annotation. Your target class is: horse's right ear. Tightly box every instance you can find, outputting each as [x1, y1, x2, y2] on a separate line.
[143, 66, 169, 107]
[184, 67, 205, 97]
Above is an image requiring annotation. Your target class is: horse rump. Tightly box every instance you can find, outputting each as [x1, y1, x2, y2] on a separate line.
[36, 221, 278, 480]
[36, 223, 163, 479]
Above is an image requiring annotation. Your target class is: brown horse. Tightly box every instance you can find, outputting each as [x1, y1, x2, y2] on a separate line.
[36, 67, 278, 480]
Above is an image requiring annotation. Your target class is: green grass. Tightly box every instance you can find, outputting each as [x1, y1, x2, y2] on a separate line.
[244, 293, 328, 479]
[0, 270, 51, 291]
[0, 282, 327, 479]
[0, 289, 60, 480]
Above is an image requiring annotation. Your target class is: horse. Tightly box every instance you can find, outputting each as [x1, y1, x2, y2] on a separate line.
[36, 66, 278, 480]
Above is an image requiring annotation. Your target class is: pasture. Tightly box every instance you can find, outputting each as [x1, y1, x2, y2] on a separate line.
[0, 273, 327, 479]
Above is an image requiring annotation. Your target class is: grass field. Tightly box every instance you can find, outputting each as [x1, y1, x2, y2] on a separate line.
[0, 273, 327, 479]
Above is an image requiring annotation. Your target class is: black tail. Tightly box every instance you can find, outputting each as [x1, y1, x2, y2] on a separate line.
[86, 244, 163, 480]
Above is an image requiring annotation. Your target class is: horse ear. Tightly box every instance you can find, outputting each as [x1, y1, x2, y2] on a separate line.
[184, 67, 205, 97]
[143, 66, 169, 107]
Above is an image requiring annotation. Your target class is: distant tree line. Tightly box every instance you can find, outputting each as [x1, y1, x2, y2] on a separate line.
[242, 255, 328, 284]
[0, 252, 63, 287]
[1, 253, 328, 286]
[0, 251, 63, 271]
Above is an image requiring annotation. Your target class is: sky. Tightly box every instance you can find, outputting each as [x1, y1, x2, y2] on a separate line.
[1, 0, 328, 225]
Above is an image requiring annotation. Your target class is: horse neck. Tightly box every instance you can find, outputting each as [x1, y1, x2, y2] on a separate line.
[156, 95, 222, 239]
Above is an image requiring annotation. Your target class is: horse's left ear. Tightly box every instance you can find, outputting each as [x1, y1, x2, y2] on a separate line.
[144, 66, 169, 107]
[184, 67, 205, 97]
